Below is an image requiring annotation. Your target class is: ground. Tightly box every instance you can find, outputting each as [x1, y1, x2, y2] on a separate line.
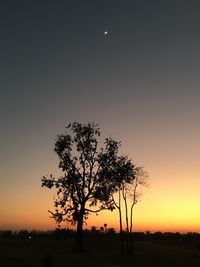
[1, 235, 200, 266]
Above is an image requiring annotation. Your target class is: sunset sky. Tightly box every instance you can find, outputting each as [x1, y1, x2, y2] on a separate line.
[1, 0, 200, 233]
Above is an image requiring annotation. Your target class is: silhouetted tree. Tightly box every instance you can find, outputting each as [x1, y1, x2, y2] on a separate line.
[107, 227, 116, 235]
[90, 226, 98, 234]
[41, 122, 133, 252]
[103, 223, 107, 232]
[99, 226, 104, 233]
[123, 166, 149, 253]
[111, 164, 148, 254]
[128, 167, 149, 235]
[111, 156, 135, 254]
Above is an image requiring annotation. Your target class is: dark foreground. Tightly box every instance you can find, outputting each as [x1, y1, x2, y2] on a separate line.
[1, 234, 200, 267]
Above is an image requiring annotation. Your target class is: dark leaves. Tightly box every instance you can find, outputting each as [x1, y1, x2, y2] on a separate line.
[41, 175, 55, 188]
[41, 122, 135, 226]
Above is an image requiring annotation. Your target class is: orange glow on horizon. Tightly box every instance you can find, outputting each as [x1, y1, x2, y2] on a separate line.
[1, 137, 200, 234]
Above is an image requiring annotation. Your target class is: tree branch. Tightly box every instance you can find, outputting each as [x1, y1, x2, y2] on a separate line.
[85, 207, 105, 213]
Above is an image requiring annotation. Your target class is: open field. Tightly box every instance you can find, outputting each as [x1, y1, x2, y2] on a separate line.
[1, 234, 200, 267]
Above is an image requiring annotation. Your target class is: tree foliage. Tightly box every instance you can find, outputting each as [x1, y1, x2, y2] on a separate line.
[41, 122, 135, 252]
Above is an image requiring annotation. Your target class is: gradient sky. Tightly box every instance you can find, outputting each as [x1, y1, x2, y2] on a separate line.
[1, 0, 200, 232]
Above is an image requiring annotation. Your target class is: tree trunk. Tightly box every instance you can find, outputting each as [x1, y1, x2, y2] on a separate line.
[129, 204, 134, 254]
[73, 208, 85, 253]
[123, 190, 131, 254]
[119, 209, 125, 254]
[118, 190, 124, 254]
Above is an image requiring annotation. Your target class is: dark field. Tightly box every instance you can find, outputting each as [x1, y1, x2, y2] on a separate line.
[1, 233, 200, 267]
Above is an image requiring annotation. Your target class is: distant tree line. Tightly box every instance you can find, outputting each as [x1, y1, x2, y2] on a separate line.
[0, 229, 70, 239]
[1, 229, 200, 248]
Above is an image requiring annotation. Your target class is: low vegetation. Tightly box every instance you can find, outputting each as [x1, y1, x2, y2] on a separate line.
[1, 229, 200, 267]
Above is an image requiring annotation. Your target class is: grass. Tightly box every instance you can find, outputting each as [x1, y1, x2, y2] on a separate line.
[1, 235, 200, 266]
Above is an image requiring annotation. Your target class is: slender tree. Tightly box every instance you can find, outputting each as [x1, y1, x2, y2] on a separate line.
[113, 188, 124, 254]
[123, 166, 149, 253]
[41, 122, 132, 252]
[111, 156, 135, 254]
[129, 167, 149, 234]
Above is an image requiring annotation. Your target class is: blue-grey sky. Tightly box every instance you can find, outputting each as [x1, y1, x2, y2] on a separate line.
[1, 0, 200, 231]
